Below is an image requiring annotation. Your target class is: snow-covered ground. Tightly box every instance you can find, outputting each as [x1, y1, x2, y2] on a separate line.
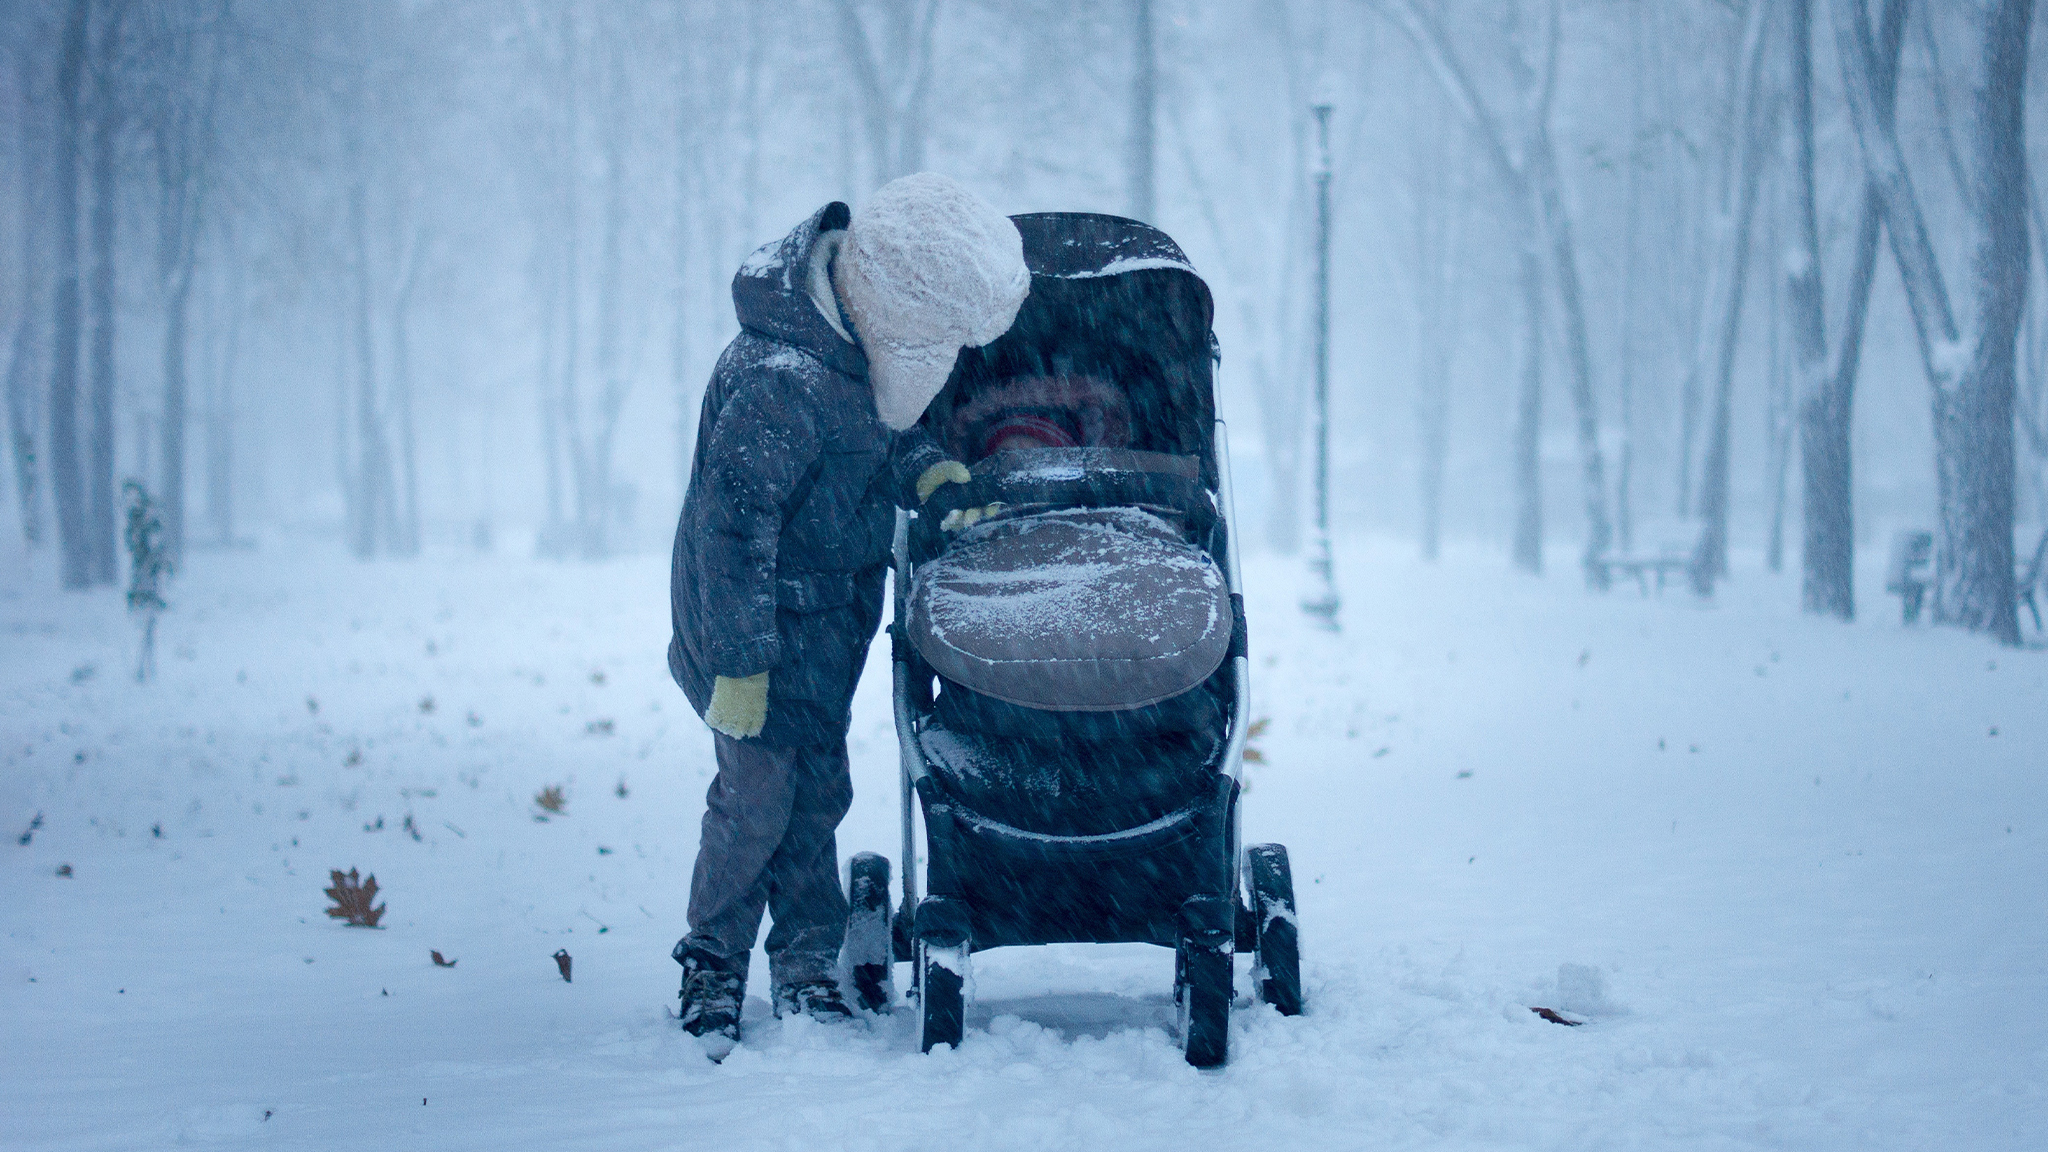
[3, 534, 2043, 1150]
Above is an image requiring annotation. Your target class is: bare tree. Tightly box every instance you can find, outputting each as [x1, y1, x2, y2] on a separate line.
[836, 0, 939, 186]
[1830, 0, 2033, 643]
[572, 19, 632, 559]
[343, 44, 396, 560]
[1687, 0, 1779, 595]
[1375, 0, 1614, 583]
[388, 225, 426, 556]
[199, 234, 241, 546]
[6, 47, 51, 550]
[1763, 176, 1793, 573]
[1792, 0, 1905, 620]
[528, 1, 640, 561]
[2021, 174, 2048, 519]
[140, 0, 224, 568]
[1410, 96, 1468, 563]
[49, 0, 92, 589]
[1614, 0, 1645, 557]
[1166, 88, 1307, 553]
[85, 0, 131, 584]
[669, 3, 699, 509]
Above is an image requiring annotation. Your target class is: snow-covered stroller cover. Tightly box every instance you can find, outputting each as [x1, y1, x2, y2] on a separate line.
[906, 450, 1232, 713]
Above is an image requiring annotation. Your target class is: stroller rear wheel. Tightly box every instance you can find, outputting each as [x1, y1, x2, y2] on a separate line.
[1248, 843, 1304, 1016]
[1175, 937, 1231, 1068]
[917, 941, 967, 1052]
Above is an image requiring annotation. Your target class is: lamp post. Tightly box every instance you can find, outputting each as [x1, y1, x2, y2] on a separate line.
[1302, 98, 1340, 630]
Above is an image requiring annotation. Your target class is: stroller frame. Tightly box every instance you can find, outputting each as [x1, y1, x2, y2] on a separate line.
[845, 215, 1302, 1068]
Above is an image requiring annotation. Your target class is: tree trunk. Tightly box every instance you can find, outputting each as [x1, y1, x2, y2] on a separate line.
[2020, 175, 2048, 517]
[344, 89, 389, 560]
[553, 2, 587, 560]
[1164, 89, 1304, 553]
[160, 271, 191, 567]
[202, 254, 240, 546]
[1128, 0, 1156, 223]
[582, 34, 628, 561]
[5, 312, 42, 548]
[1831, 0, 2031, 643]
[86, 2, 126, 585]
[7, 61, 48, 551]
[1378, 0, 1615, 578]
[836, 0, 939, 184]
[671, 36, 696, 511]
[389, 245, 421, 557]
[1616, 0, 1644, 557]
[1374, 0, 1545, 572]
[332, 310, 351, 525]
[1530, 128, 1615, 585]
[50, 0, 91, 590]
[161, 5, 222, 563]
[1512, 246, 1545, 574]
[1415, 260, 1453, 565]
[1677, 2, 1772, 519]
[1795, 0, 1902, 620]
[537, 221, 565, 554]
[1690, 0, 1781, 595]
[1413, 115, 1463, 564]
[1942, 0, 2030, 639]
[1763, 189, 1791, 573]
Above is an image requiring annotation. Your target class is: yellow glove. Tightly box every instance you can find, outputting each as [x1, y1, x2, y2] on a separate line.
[915, 460, 972, 504]
[705, 672, 769, 739]
[940, 503, 1006, 533]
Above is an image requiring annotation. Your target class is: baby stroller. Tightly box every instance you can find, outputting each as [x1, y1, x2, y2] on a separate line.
[843, 213, 1303, 1067]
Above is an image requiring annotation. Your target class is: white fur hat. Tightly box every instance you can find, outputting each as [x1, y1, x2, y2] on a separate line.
[837, 173, 1031, 431]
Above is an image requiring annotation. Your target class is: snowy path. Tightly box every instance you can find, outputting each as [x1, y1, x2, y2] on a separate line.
[3, 539, 2043, 1150]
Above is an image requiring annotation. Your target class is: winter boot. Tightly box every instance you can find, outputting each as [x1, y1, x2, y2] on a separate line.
[772, 979, 856, 1024]
[677, 948, 745, 1062]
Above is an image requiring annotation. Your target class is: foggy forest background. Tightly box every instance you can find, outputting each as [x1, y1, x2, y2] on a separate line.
[2, 0, 2044, 643]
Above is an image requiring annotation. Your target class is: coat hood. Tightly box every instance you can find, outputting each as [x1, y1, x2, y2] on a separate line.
[730, 202, 866, 381]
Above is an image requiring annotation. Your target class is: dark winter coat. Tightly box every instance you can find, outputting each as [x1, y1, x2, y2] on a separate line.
[669, 202, 946, 747]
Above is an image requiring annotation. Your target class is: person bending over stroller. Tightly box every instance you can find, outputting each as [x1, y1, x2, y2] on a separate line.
[667, 174, 1030, 1054]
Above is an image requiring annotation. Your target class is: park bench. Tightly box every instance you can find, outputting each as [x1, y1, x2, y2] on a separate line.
[2018, 527, 2048, 632]
[1591, 553, 1693, 595]
[1885, 527, 2046, 630]
[1884, 530, 1933, 624]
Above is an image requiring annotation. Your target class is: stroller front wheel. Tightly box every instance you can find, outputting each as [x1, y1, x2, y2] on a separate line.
[917, 940, 967, 1052]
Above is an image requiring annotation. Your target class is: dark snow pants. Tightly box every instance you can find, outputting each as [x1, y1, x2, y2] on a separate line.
[679, 734, 853, 989]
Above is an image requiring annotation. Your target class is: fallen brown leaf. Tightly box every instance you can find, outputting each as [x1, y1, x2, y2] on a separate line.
[324, 869, 385, 927]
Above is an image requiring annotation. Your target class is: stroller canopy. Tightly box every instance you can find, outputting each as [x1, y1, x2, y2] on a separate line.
[924, 213, 1219, 483]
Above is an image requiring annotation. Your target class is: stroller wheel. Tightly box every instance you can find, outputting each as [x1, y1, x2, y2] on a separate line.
[918, 941, 967, 1052]
[1248, 844, 1304, 1016]
[844, 853, 895, 1013]
[1176, 937, 1231, 1068]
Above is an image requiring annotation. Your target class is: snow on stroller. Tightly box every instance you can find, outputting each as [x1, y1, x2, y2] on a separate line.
[842, 213, 1302, 1067]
